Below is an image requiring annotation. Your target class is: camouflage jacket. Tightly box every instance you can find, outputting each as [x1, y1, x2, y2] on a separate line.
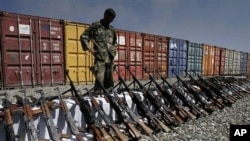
[80, 21, 117, 62]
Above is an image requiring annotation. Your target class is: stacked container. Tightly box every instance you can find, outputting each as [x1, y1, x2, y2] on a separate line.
[0, 11, 64, 89]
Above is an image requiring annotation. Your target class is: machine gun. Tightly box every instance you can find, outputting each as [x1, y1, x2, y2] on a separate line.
[0, 92, 21, 141]
[90, 66, 154, 139]
[143, 67, 189, 122]
[183, 71, 225, 109]
[191, 70, 236, 104]
[65, 70, 113, 141]
[36, 89, 70, 141]
[125, 65, 179, 127]
[170, 70, 212, 115]
[114, 67, 171, 133]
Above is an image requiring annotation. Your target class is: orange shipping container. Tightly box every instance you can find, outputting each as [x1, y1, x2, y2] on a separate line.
[202, 44, 215, 76]
[214, 46, 220, 75]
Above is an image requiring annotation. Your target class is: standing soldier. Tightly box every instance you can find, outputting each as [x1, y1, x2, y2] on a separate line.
[80, 8, 117, 95]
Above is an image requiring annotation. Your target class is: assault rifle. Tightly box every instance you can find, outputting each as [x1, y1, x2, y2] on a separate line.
[125, 65, 178, 127]
[114, 67, 171, 133]
[35, 89, 69, 141]
[54, 87, 85, 141]
[0, 92, 20, 141]
[183, 71, 225, 109]
[170, 70, 211, 116]
[143, 68, 186, 124]
[143, 67, 198, 121]
[89, 66, 153, 139]
[86, 89, 129, 141]
[65, 70, 113, 141]
[153, 70, 196, 119]
[14, 89, 41, 141]
[191, 70, 236, 104]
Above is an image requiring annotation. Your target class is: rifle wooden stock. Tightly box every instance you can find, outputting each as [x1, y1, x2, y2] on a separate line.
[90, 97, 129, 141]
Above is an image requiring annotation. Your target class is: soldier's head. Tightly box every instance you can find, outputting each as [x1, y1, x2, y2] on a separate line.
[103, 8, 116, 24]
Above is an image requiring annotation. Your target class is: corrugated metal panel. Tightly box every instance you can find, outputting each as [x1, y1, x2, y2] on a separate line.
[214, 46, 220, 75]
[142, 34, 168, 79]
[187, 41, 202, 76]
[168, 38, 187, 78]
[64, 21, 94, 85]
[113, 29, 127, 82]
[247, 53, 250, 76]
[224, 49, 234, 75]
[232, 50, 241, 75]
[156, 36, 168, 78]
[127, 32, 143, 80]
[142, 34, 156, 79]
[202, 44, 215, 76]
[0, 11, 64, 89]
[240, 52, 248, 75]
[219, 48, 226, 75]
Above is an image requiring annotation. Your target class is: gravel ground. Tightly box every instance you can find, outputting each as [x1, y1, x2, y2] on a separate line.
[141, 93, 250, 141]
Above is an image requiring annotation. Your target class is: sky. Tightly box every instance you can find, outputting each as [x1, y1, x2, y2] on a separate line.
[0, 0, 249, 52]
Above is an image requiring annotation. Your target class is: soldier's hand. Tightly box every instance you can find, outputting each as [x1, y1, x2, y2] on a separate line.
[89, 48, 96, 55]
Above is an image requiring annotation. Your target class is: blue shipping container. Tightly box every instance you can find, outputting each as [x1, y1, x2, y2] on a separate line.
[168, 38, 187, 78]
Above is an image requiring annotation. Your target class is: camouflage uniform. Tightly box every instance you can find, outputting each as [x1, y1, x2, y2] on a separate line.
[80, 21, 117, 92]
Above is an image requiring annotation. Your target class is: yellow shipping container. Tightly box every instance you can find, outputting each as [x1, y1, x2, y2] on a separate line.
[64, 21, 94, 84]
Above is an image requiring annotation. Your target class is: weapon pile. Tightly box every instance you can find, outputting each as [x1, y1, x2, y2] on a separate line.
[0, 67, 250, 141]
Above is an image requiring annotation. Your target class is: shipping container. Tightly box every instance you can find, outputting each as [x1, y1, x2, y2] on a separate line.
[0, 11, 64, 89]
[63, 21, 94, 85]
[113, 29, 127, 82]
[219, 47, 226, 75]
[127, 31, 143, 81]
[213, 46, 220, 75]
[247, 53, 250, 76]
[240, 52, 248, 75]
[224, 49, 234, 75]
[142, 33, 168, 79]
[168, 38, 187, 78]
[187, 41, 202, 77]
[202, 44, 215, 76]
[232, 50, 241, 75]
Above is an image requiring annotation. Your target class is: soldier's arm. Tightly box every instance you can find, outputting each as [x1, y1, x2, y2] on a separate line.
[80, 25, 94, 53]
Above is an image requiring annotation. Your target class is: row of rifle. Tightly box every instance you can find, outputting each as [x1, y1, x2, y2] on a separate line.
[1, 66, 250, 141]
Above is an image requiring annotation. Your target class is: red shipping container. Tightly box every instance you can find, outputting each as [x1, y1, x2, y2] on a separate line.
[0, 11, 64, 89]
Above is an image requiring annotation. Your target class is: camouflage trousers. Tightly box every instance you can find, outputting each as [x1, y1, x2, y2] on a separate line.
[92, 61, 114, 92]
